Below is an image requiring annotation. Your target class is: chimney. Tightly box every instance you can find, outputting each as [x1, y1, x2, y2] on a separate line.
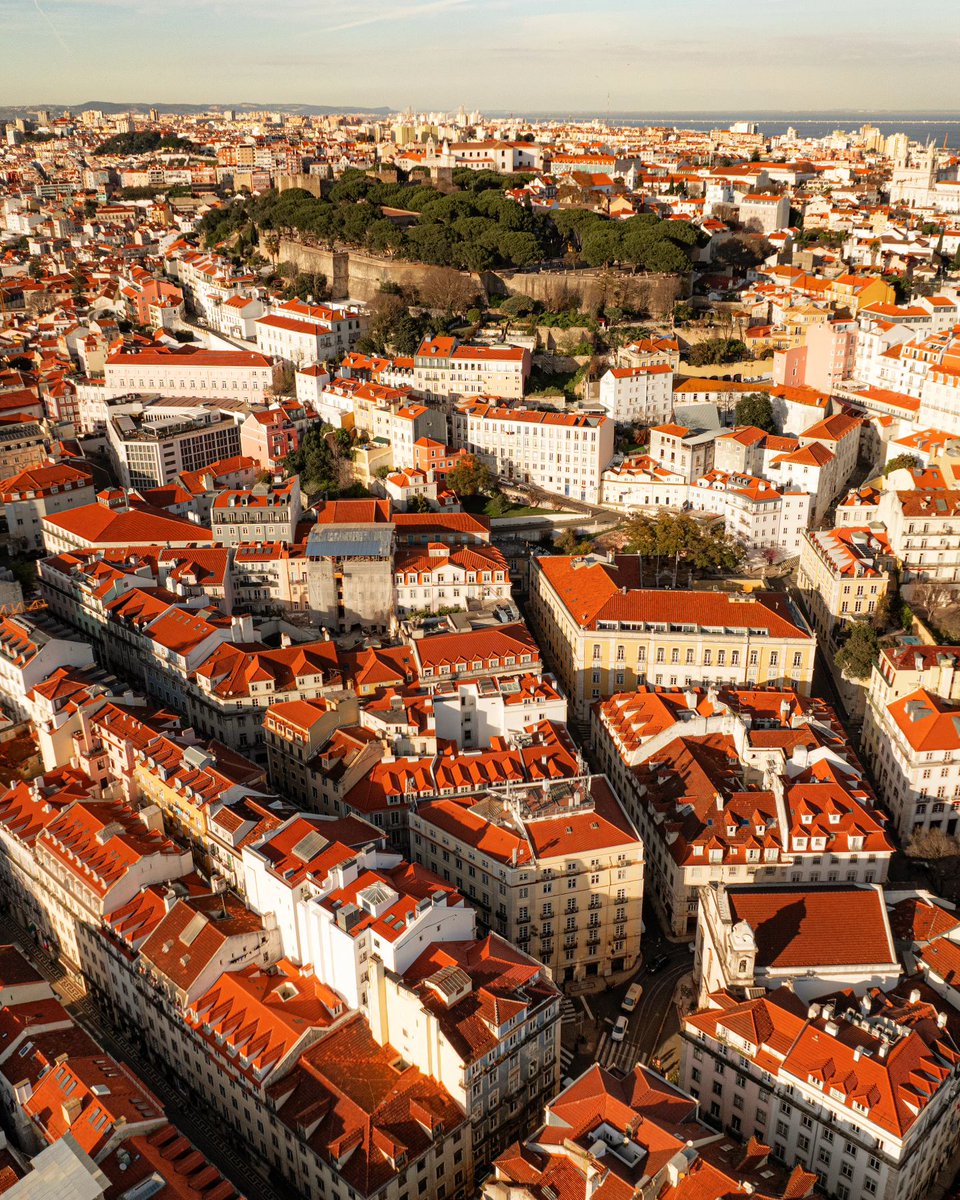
[909, 988, 921, 1005]
[231, 614, 254, 642]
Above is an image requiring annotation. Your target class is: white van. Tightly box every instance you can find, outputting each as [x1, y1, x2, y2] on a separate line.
[622, 983, 643, 1012]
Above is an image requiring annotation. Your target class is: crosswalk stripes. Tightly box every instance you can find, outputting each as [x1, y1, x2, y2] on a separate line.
[599, 1033, 641, 1073]
[559, 1044, 576, 1072]
[559, 997, 578, 1023]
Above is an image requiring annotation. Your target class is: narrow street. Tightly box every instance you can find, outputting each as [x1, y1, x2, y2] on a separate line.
[0, 915, 298, 1200]
[560, 939, 692, 1084]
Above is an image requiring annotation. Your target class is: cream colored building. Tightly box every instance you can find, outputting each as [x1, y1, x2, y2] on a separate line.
[409, 774, 644, 986]
[414, 336, 530, 400]
[529, 554, 816, 722]
[455, 403, 615, 504]
[862, 651, 960, 838]
[797, 525, 893, 648]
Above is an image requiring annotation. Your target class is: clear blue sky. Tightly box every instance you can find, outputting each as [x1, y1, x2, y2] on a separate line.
[0, 0, 956, 112]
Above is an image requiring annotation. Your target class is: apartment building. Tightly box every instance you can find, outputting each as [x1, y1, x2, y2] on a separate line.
[171, 249, 259, 330]
[305, 501, 395, 632]
[0, 783, 472, 1200]
[238, 404, 301, 470]
[371, 933, 561, 1172]
[592, 686, 892, 935]
[409, 773, 643, 985]
[738, 192, 790, 233]
[596, 363, 673, 425]
[107, 409, 241, 489]
[338, 720, 579, 854]
[529, 554, 816, 722]
[177, 453, 261, 522]
[257, 299, 365, 362]
[798, 526, 894, 647]
[649, 420, 720, 481]
[0, 610, 95, 720]
[484, 1062, 822, 1200]
[414, 336, 529, 401]
[0, 777, 192, 969]
[0, 462, 95, 551]
[210, 478, 302, 546]
[877, 488, 960, 582]
[774, 319, 859, 393]
[457, 403, 614, 504]
[104, 346, 275, 400]
[681, 986, 960, 1200]
[394, 542, 511, 616]
[689, 470, 812, 555]
[863, 672, 960, 838]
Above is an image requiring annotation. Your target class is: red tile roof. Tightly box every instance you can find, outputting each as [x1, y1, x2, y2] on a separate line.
[726, 885, 896, 970]
[536, 556, 809, 636]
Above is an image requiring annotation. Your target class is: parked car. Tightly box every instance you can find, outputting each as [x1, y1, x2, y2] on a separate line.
[611, 1015, 629, 1042]
[646, 952, 669, 974]
[622, 983, 643, 1012]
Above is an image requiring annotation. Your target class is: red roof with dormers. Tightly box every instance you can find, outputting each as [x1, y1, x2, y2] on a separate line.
[266, 1012, 465, 1194]
[185, 961, 345, 1084]
[687, 985, 960, 1138]
[140, 892, 266, 993]
[37, 799, 187, 901]
[0, 769, 95, 849]
[24, 1047, 165, 1156]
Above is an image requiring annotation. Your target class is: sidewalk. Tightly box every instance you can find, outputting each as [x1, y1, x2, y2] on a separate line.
[648, 972, 695, 1083]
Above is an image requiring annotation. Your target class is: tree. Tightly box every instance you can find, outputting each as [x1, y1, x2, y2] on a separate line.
[712, 234, 773, 272]
[735, 392, 776, 433]
[274, 364, 296, 396]
[906, 828, 960, 859]
[687, 337, 749, 367]
[555, 528, 592, 555]
[419, 268, 479, 316]
[884, 453, 921, 476]
[673, 301, 695, 325]
[834, 621, 880, 680]
[486, 491, 510, 518]
[446, 454, 493, 497]
[622, 512, 744, 586]
[284, 424, 354, 496]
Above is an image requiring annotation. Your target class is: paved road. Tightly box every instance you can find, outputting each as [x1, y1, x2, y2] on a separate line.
[0, 916, 297, 1200]
[560, 940, 692, 1082]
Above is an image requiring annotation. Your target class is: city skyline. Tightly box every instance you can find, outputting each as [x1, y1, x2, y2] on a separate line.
[1, 0, 957, 111]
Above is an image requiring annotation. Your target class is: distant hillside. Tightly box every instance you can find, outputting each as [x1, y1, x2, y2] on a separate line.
[0, 100, 393, 120]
